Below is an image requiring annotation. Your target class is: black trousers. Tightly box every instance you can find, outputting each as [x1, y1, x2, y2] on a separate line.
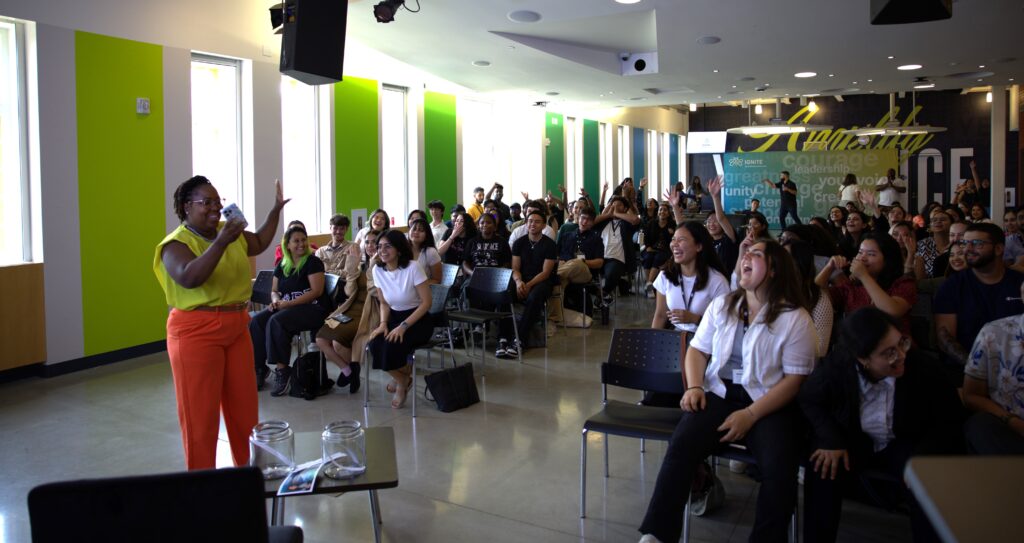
[250, 304, 329, 370]
[602, 258, 625, 295]
[779, 204, 801, 229]
[517, 281, 552, 345]
[640, 383, 802, 543]
[803, 438, 940, 543]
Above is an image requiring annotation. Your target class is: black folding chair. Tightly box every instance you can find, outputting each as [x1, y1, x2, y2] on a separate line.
[446, 267, 521, 374]
[580, 328, 685, 518]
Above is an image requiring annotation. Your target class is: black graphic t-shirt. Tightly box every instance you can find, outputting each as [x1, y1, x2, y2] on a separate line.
[274, 255, 329, 306]
[464, 235, 512, 269]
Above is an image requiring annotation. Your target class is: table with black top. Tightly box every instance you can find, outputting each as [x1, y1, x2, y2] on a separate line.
[263, 426, 398, 543]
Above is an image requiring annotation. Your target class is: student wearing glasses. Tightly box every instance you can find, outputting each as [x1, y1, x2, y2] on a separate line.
[816, 232, 916, 336]
[154, 176, 287, 470]
[368, 230, 433, 409]
[934, 224, 1024, 378]
[800, 307, 963, 543]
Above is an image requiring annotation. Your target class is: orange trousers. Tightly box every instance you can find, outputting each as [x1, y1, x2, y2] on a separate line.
[166, 308, 258, 470]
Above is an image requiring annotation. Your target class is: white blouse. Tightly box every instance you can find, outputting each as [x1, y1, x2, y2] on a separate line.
[371, 263, 427, 312]
[690, 295, 817, 401]
[653, 269, 730, 333]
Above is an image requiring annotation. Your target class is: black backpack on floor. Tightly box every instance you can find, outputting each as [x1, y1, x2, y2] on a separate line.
[289, 352, 334, 401]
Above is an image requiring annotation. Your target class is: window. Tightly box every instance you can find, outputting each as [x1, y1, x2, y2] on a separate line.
[564, 116, 583, 198]
[661, 132, 672, 200]
[191, 54, 245, 215]
[617, 125, 630, 184]
[461, 99, 542, 207]
[380, 85, 409, 226]
[646, 129, 659, 200]
[0, 19, 30, 264]
[679, 135, 687, 191]
[280, 76, 331, 231]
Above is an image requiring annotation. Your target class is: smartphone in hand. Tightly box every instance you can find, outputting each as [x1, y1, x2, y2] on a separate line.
[222, 203, 249, 228]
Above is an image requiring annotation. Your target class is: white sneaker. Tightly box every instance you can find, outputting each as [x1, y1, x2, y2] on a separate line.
[639, 535, 662, 543]
[729, 460, 747, 473]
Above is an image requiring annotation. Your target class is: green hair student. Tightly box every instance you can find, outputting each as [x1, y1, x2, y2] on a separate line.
[279, 225, 311, 277]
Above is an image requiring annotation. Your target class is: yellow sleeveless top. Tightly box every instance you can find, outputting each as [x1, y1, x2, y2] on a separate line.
[153, 223, 252, 310]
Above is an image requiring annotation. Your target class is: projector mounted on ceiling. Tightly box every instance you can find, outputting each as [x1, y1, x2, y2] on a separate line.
[621, 52, 659, 76]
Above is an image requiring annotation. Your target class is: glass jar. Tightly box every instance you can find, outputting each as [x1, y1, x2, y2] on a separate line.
[249, 420, 294, 480]
[321, 420, 366, 480]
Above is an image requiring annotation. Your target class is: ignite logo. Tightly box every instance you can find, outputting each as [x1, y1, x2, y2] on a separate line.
[728, 156, 745, 167]
[728, 156, 763, 167]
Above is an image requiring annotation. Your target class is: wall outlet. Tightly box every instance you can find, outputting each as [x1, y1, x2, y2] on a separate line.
[136, 98, 150, 115]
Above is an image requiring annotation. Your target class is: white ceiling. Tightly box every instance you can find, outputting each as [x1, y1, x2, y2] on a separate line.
[344, 0, 1024, 109]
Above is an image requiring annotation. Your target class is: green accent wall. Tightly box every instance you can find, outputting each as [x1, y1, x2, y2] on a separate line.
[423, 91, 457, 208]
[334, 77, 380, 233]
[582, 119, 600, 199]
[75, 32, 166, 356]
[669, 134, 679, 184]
[544, 112, 564, 194]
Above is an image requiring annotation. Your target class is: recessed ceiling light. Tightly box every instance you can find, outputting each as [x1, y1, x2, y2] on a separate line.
[979, 65, 986, 68]
[717, 96, 722, 99]
[732, 85, 737, 88]
[887, 56, 894, 59]
[737, 76, 756, 82]
[507, 10, 542, 23]
[898, 64, 922, 71]
[914, 83, 935, 89]
[471, 60, 491, 67]
[828, 74, 835, 77]
[615, 0, 642, 4]
[852, 81, 858, 84]
[795, 72, 817, 78]
[608, 91, 614, 95]
[713, 69, 719, 73]
[978, 78, 983, 81]
[867, 79, 873, 82]
[804, 93, 820, 97]
[697, 36, 721, 45]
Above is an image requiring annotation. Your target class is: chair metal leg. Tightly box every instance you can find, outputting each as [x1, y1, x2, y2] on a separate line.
[580, 429, 588, 518]
[363, 345, 371, 408]
[445, 327, 457, 367]
[683, 491, 692, 543]
[790, 504, 799, 543]
[509, 306, 523, 363]
[411, 355, 417, 418]
[603, 433, 610, 478]
[271, 496, 286, 526]
[369, 489, 383, 543]
[640, 437, 646, 453]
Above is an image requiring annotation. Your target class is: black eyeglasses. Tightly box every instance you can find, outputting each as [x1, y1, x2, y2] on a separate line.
[189, 198, 225, 207]
[958, 239, 993, 248]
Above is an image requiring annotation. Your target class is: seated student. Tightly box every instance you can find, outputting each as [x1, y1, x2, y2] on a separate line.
[934, 223, 1024, 379]
[466, 186, 485, 222]
[438, 211, 477, 267]
[510, 211, 557, 353]
[963, 280, 1024, 454]
[838, 211, 869, 260]
[353, 209, 391, 250]
[462, 212, 516, 358]
[639, 240, 815, 543]
[482, 199, 510, 238]
[826, 206, 848, 243]
[641, 203, 675, 294]
[485, 182, 512, 223]
[368, 230, 433, 409]
[251, 225, 330, 396]
[651, 222, 729, 336]
[274, 220, 318, 266]
[800, 307, 964, 543]
[508, 200, 557, 246]
[914, 208, 953, 279]
[557, 197, 587, 242]
[315, 229, 380, 394]
[314, 214, 353, 275]
[508, 202, 522, 228]
[1002, 206, 1024, 266]
[889, 220, 918, 276]
[407, 218, 442, 284]
[816, 232, 916, 336]
[555, 206, 604, 290]
[427, 200, 448, 244]
[686, 176, 740, 274]
[594, 195, 642, 305]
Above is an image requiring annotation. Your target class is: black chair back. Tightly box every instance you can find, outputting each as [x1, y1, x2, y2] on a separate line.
[324, 272, 343, 308]
[28, 467, 270, 543]
[440, 263, 459, 287]
[464, 266, 514, 307]
[602, 328, 686, 395]
[251, 269, 274, 305]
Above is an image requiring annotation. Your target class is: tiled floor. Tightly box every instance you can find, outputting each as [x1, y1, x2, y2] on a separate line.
[0, 297, 912, 542]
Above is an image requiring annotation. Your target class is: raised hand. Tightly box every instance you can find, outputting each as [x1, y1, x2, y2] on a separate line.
[706, 176, 723, 198]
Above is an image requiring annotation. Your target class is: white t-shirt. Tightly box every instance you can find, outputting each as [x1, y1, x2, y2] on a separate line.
[414, 246, 442, 281]
[876, 177, 900, 206]
[372, 263, 427, 311]
[653, 269, 730, 332]
[839, 184, 859, 202]
[601, 220, 626, 263]
[430, 221, 448, 245]
[508, 223, 556, 248]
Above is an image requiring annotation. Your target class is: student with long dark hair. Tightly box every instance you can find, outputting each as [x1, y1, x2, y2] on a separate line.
[640, 240, 816, 543]
[354, 208, 391, 249]
[800, 307, 963, 543]
[838, 210, 869, 260]
[783, 238, 834, 357]
[439, 211, 478, 266]
[368, 230, 433, 409]
[641, 203, 676, 293]
[816, 232, 916, 336]
[651, 222, 729, 335]
[408, 218, 442, 284]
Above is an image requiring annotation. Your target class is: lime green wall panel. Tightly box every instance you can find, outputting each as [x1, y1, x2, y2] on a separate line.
[76, 32, 166, 356]
[423, 91, 456, 208]
[334, 77, 379, 232]
[582, 119, 600, 199]
[544, 112, 564, 194]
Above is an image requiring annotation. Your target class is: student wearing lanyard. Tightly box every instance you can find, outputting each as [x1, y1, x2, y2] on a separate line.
[651, 222, 729, 337]
[639, 240, 816, 543]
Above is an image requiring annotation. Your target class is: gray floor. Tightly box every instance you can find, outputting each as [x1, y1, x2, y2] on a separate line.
[0, 296, 912, 542]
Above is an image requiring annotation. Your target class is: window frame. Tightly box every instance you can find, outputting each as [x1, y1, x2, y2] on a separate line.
[0, 18, 32, 263]
[189, 53, 245, 215]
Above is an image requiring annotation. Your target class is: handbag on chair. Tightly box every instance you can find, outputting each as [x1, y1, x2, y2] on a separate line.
[423, 363, 480, 413]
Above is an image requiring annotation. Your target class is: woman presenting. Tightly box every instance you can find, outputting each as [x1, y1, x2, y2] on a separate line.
[154, 176, 287, 469]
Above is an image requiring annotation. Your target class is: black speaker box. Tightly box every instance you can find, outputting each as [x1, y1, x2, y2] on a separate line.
[870, 0, 951, 25]
[280, 0, 349, 85]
